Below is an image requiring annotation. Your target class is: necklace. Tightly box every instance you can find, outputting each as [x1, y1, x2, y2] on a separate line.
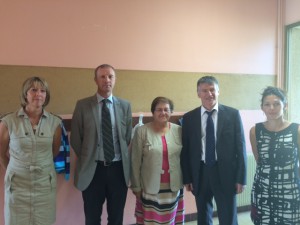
[29, 118, 40, 130]
[24, 107, 42, 131]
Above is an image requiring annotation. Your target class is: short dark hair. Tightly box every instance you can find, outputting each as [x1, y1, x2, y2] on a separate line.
[94, 64, 116, 77]
[197, 76, 219, 90]
[261, 86, 287, 107]
[151, 97, 174, 114]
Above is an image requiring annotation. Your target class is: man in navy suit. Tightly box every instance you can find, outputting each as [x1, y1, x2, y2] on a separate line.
[181, 76, 247, 225]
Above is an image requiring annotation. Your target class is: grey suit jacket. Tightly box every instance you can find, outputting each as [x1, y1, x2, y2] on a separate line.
[70, 95, 132, 191]
[180, 104, 247, 195]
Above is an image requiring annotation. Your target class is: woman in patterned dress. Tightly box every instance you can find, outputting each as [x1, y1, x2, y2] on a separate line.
[0, 77, 62, 225]
[250, 86, 300, 224]
[131, 97, 184, 225]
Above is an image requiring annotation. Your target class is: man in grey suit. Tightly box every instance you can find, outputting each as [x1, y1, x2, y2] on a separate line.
[181, 76, 247, 225]
[71, 64, 132, 225]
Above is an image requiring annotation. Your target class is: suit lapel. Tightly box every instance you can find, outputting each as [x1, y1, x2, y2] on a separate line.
[90, 95, 100, 136]
[112, 97, 122, 138]
[217, 104, 225, 140]
[193, 107, 202, 140]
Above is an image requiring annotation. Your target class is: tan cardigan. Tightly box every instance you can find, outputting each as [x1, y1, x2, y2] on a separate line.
[130, 122, 183, 194]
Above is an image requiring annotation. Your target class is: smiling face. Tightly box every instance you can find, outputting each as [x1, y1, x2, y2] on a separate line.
[26, 83, 47, 108]
[261, 94, 286, 121]
[21, 77, 50, 108]
[197, 82, 219, 111]
[94, 67, 116, 98]
[153, 102, 171, 124]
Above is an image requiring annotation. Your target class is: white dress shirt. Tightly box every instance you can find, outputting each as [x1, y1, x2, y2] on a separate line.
[201, 104, 218, 162]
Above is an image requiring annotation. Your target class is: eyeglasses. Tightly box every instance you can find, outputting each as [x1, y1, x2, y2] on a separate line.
[155, 108, 171, 113]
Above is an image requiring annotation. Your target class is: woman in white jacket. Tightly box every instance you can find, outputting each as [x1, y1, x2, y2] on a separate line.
[131, 96, 184, 225]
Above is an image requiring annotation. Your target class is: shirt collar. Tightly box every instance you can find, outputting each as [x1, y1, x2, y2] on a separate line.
[17, 107, 49, 118]
[201, 103, 218, 116]
[96, 93, 113, 104]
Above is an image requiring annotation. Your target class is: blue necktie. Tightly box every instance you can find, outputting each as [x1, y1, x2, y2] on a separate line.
[102, 99, 114, 162]
[205, 110, 216, 166]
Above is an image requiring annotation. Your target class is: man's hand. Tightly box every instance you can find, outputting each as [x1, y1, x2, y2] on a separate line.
[185, 183, 193, 192]
[236, 183, 245, 194]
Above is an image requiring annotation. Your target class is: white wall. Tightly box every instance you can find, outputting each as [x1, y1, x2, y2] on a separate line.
[285, 0, 300, 25]
[0, 1, 282, 224]
[0, 0, 277, 75]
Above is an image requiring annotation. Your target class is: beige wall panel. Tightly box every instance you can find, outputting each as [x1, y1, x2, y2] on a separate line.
[0, 65, 275, 115]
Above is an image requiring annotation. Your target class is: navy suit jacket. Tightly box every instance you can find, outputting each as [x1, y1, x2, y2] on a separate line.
[180, 104, 247, 195]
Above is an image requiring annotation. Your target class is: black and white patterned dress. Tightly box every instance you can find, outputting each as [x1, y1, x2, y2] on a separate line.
[251, 123, 300, 225]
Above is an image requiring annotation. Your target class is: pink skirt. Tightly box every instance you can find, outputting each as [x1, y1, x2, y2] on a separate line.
[135, 183, 184, 225]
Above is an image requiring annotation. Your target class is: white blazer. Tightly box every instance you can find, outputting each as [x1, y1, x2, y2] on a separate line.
[130, 122, 183, 194]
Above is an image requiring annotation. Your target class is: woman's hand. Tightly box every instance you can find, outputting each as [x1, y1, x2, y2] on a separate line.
[133, 191, 142, 199]
[185, 183, 193, 192]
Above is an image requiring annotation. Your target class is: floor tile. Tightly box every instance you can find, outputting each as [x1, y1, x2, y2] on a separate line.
[185, 211, 252, 225]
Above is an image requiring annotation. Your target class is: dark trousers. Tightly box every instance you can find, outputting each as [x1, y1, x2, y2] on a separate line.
[82, 161, 128, 225]
[195, 162, 238, 225]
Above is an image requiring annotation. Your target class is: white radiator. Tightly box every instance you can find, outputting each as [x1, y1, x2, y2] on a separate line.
[213, 153, 256, 209]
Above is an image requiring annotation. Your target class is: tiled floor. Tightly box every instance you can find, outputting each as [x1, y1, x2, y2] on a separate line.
[185, 211, 252, 225]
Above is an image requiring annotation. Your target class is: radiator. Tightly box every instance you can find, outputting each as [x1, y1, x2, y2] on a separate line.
[213, 153, 256, 209]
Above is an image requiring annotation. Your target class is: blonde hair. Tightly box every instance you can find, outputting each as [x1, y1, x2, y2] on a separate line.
[20, 76, 50, 108]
